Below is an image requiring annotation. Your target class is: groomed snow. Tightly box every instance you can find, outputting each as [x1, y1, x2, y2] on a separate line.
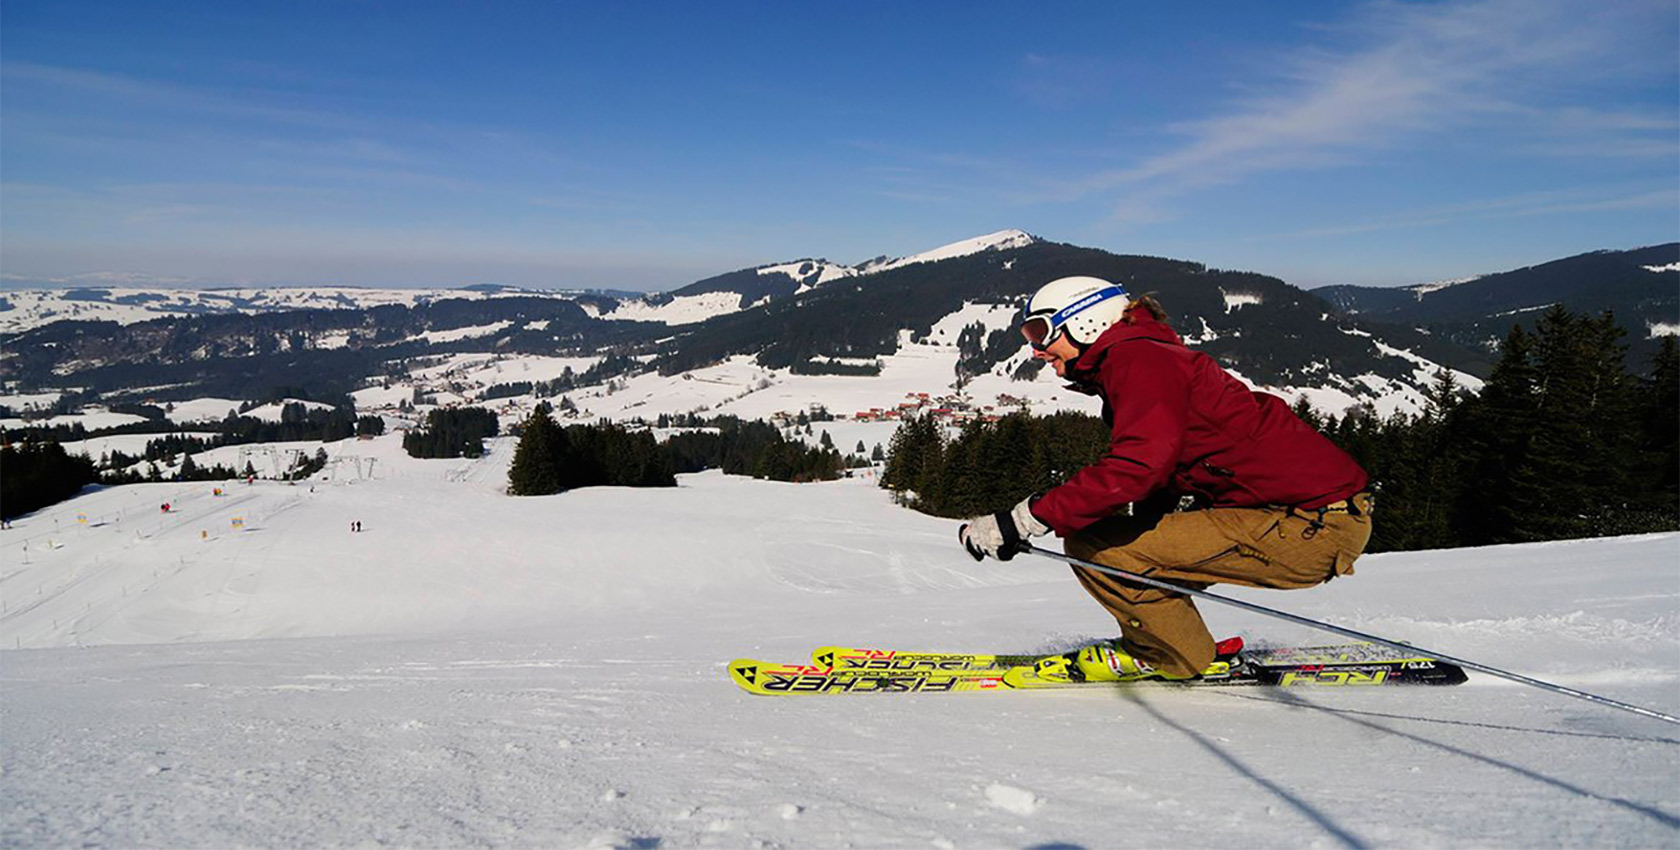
[2, 434, 1677, 848]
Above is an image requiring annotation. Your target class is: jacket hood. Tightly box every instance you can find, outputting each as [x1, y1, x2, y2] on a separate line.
[1064, 316, 1183, 391]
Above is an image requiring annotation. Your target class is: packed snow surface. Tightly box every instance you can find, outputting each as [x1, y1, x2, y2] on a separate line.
[2, 436, 1677, 848]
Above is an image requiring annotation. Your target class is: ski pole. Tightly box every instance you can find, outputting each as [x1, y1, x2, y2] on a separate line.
[1023, 543, 1680, 727]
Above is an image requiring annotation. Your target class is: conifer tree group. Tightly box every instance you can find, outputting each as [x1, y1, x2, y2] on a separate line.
[403, 407, 500, 459]
[1, 442, 99, 521]
[506, 404, 677, 496]
[507, 408, 847, 495]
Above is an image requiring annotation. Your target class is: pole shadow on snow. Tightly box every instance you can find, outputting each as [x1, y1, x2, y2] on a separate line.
[1216, 689, 1680, 831]
[1214, 694, 1680, 746]
[1117, 691, 1373, 850]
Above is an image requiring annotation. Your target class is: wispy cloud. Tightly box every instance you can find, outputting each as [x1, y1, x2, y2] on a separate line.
[0, 61, 355, 131]
[1, 61, 493, 195]
[1075, 0, 1675, 214]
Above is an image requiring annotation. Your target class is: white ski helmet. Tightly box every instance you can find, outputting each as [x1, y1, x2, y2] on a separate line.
[1020, 276, 1130, 349]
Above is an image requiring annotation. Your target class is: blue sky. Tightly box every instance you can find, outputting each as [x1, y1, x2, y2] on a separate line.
[2, 0, 1675, 291]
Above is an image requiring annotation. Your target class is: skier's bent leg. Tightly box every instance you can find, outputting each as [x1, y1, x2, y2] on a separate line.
[1060, 505, 1370, 678]
[1068, 564, 1216, 678]
[1063, 512, 1232, 678]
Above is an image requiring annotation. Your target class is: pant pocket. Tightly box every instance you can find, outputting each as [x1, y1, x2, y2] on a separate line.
[1243, 511, 1341, 587]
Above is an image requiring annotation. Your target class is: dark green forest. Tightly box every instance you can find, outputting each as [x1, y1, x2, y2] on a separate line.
[1, 442, 99, 521]
[403, 407, 501, 459]
[880, 307, 1680, 553]
[505, 406, 845, 496]
[505, 406, 677, 495]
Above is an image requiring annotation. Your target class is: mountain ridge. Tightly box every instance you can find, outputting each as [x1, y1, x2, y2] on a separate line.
[1314, 244, 1678, 360]
[2, 235, 1670, 429]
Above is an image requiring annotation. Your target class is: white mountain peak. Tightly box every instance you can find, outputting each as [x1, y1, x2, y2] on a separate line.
[860, 229, 1038, 275]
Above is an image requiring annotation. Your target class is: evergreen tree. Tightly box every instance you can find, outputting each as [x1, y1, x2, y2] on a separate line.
[1356, 371, 1464, 552]
[881, 415, 944, 502]
[1636, 336, 1680, 524]
[1510, 309, 1639, 540]
[935, 420, 986, 516]
[404, 407, 499, 459]
[880, 411, 1108, 518]
[507, 405, 564, 495]
[1, 442, 99, 520]
[1453, 324, 1540, 544]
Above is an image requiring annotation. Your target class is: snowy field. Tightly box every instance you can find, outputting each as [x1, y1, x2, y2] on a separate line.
[2, 434, 1678, 848]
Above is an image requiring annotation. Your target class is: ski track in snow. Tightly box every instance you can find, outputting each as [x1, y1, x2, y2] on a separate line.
[2, 435, 1678, 848]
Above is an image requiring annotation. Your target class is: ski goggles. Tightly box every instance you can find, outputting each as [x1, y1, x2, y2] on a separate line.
[1020, 314, 1062, 351]
[1020, 284, 1127, 351]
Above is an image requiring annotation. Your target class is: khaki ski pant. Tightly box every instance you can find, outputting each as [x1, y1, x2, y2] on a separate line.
[1063, 495, 1373, 678]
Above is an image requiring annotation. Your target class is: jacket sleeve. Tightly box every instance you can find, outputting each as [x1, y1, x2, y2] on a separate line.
[1030, 342, 1189, 536]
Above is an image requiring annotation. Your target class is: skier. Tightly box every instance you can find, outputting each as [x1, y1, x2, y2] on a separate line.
[959, 276, 1372, 683]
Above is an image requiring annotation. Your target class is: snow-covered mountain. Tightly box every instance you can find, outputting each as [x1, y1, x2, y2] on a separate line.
[1314, 244, 1678, 361]
[2, 438, 1676, 847]
[0, 285, 562, 334]
[856, 228, 1038, 275]
[22, 233, 1678, 434]
[597, 229, 1040, 326]
[0, 231, 1041, 334]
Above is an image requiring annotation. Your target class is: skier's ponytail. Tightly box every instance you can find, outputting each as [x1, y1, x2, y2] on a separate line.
[1124, 294, 1169, 325]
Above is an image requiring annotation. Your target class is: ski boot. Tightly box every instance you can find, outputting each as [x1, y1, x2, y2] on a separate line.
[1031, 638, 1242, 684]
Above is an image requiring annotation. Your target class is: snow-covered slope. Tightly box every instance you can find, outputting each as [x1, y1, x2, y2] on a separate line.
[1, 436, 1676, 847]
[599, 291, 755, 325]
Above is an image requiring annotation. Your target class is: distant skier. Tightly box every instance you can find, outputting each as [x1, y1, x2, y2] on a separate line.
[959, 276, 1372, 683]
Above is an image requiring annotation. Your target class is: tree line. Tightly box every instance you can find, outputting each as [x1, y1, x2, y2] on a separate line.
[506, 406, 847, 496]
[403, 407, 500, 459]
[881, 306, 1679, 553]
[1, 442, 99, 520]
[2, 401, 384, 450]
[506, 405, 676, 494]
[1317, 309, 1677, 551]
[0, 401, 389, 498]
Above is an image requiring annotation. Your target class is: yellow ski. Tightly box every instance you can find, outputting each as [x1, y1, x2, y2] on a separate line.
[729, 658, 1013, 695]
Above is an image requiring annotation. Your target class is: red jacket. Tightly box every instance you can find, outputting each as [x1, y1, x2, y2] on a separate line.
[1030, 314, 1369, 536]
